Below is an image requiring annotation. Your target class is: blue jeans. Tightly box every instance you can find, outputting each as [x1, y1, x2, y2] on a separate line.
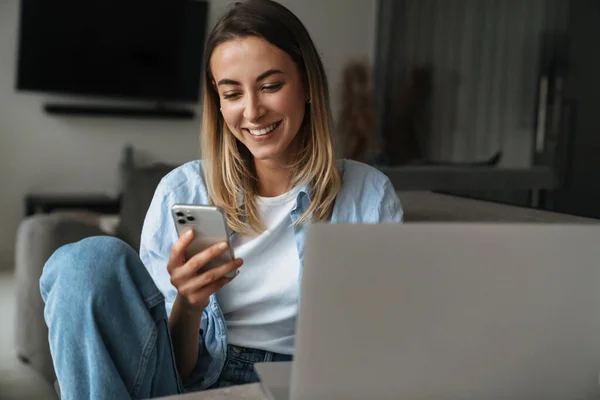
[40, 236, 292, 399]
[213, 345, 292, 389]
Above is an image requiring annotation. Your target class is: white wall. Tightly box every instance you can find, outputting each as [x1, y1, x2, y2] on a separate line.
[0, 0, 376, 267]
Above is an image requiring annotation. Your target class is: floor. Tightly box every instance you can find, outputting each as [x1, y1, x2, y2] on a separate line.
[0, 268, 56, 399]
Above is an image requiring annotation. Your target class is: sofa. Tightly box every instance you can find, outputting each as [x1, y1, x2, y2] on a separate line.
[13, 163, 594, 388]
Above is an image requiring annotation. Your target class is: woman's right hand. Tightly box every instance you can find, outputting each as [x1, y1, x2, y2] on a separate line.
[167, 229, 243, 314]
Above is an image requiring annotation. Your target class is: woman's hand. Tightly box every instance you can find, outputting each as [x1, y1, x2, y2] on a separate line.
[167, 229, 243, 313]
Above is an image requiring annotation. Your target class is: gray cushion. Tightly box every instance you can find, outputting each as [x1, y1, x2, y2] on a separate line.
[15, 213, 107, 386]
[115, 163, 176, 251]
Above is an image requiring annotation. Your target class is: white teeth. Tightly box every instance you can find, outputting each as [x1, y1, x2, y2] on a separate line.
[248, 122, 278, 136]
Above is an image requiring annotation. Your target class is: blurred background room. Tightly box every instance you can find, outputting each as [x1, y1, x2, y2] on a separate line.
[0, 1, 598, 398]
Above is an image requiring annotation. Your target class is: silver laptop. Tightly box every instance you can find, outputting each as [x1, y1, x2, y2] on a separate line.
[255, 223, 600, 400]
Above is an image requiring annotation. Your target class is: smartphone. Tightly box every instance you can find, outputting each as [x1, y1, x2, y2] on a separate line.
[171, 204, 236, 278]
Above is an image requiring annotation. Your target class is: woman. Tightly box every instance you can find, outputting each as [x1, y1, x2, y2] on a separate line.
[40, 0, 403, 398]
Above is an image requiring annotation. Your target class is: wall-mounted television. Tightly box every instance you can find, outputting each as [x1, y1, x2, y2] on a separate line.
[15, 0, 209, 104]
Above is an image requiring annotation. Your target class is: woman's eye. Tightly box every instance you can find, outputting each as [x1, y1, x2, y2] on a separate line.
[223, 92, 241, 100]
[262, 82, 283, 92]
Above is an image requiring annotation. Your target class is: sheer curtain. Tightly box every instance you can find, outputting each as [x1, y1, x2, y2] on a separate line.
[375, 0, 568, 167]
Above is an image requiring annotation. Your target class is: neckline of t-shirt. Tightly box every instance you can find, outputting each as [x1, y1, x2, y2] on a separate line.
[256, 186, 301, 207]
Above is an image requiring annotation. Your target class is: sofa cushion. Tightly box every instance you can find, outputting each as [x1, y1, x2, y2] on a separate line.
[115, 163, 176, 251]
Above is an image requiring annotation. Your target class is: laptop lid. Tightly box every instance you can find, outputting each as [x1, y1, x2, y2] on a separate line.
[254, 361, 292, 400]
[290, 223, 600, 399]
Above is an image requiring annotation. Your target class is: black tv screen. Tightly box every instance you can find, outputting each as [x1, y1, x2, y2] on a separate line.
[16, 0, 209, 102]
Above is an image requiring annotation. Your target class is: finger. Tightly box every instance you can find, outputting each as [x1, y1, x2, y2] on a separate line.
[169, 229, 194, 266]
[188, 277, 235, 305]
[184, 241, 231, 275]
[178, 258, 243, 295]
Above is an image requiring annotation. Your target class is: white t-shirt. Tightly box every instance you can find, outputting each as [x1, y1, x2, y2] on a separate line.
[216, 189, 301, 355]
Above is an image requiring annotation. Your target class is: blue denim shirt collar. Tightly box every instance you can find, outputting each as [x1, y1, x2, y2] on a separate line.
[291, 183, 311, 217]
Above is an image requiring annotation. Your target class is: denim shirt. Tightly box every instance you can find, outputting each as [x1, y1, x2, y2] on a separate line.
[139, 159, 403, 390]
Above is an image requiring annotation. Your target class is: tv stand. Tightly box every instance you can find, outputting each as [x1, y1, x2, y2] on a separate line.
[43, 103, 195, 120]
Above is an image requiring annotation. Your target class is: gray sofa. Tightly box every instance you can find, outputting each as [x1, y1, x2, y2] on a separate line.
[13, 163, 594, 388]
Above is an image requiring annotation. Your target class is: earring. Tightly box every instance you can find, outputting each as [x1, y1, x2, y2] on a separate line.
[306, 98, 311, 104]
[220, 107, 222, 112]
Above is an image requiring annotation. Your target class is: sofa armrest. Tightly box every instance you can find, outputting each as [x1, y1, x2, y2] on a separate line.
[14, 212, 109, 385]
[16, 212, 108, 270]
[98, 215, 121, 236]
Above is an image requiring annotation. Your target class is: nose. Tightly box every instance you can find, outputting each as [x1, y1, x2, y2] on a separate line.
[243, 93, 266, 122]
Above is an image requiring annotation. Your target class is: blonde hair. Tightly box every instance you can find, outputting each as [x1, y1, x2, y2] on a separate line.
[200, 0, 341, 236]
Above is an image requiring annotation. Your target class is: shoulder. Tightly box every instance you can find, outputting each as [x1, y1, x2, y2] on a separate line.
[333, 159, 402, 223]
[337, 159, 391, 197]
[141, 159, 209, 255]
[156, 159, 209, 203]
[159, 159, 206, 191]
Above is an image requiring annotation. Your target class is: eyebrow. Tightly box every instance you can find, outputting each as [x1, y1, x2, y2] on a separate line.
[217, 69, 284, 87]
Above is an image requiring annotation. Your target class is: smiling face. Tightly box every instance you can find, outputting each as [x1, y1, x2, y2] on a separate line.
[210, 36, 308, 166]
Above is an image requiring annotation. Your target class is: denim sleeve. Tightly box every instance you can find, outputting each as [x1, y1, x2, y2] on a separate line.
[377, 176, 404, 223]
[139, 177, 179, 318]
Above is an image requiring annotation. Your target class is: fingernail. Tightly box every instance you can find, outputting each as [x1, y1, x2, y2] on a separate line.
[218, 242, 228, 249]
[185, 230, 193, 237]
[236, 258, 244, 266]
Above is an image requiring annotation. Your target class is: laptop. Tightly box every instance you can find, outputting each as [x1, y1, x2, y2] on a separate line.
[255, 223, 600, 400]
